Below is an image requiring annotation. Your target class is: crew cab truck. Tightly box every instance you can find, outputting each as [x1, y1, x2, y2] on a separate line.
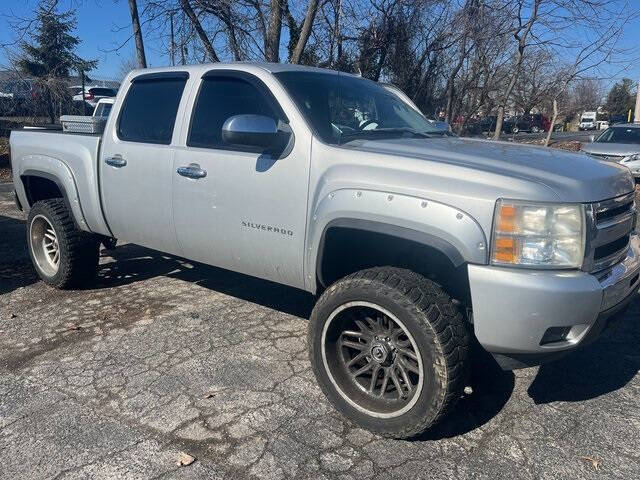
[10, 63, 640, 439]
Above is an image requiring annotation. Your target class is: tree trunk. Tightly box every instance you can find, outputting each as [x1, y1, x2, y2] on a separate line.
[180, 0, 220, 62]
[492, 0, 540, 140]
[265, 0, 283, 62]
[544, 98, 558, 147]
[127, 0, 147, 68]
[46, 88, 54, 124]
[290, 0, 319, 64]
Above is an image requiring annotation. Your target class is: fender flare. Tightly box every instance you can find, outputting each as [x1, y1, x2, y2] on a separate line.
[18, 156, 90, 231]
[305, 189, 488, 292]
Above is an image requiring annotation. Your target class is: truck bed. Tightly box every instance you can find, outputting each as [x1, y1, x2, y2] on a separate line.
[10, 128, 111, 236]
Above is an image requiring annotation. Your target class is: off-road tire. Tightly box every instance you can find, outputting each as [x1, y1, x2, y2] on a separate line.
[27, 199, 100, 289]
[308, 267, 470, 439]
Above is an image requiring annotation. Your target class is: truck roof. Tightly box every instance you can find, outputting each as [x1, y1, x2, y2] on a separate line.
[124, 62, 355, 81]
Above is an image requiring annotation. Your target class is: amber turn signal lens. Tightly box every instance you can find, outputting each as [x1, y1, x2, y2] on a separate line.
[497, 204, 516, 233]
[493, 236, 518, 263]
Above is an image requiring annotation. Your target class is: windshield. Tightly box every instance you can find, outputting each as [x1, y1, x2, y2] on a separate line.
[581, 118, 594, 123]
[596, 127, 640, 144]
[275, 71, 445, 145]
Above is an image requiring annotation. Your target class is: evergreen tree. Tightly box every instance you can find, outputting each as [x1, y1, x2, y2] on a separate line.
[604, 78, 635, 118]
[17, 0, 96, 122]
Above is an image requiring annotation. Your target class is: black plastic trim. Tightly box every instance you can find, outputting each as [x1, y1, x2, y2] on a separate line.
[131, 71, 189, 82]
[315, 218, 466, 287]
[14, 189, 23, 211]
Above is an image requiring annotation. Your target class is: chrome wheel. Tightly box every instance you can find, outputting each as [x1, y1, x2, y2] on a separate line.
[30, 214, 60, 276]
[321, 301, 424, 418]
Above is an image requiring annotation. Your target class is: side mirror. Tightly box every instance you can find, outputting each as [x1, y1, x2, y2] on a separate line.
[222, 114, 281, 148]
[589, 135, 595, 143]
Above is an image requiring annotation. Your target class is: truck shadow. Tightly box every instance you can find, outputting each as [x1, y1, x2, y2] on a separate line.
[0, 214, 37, 295]
[416, 348, 516, 441]
[527, 301, 640, 404]
[96, 243, 316, 319]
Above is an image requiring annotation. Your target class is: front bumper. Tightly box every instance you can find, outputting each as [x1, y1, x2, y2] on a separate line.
[468, 233, 640, 369]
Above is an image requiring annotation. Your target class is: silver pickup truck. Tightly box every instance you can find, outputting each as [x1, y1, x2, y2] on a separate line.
[10, 63, 639, 438]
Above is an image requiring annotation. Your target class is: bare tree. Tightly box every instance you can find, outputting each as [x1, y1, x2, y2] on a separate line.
[127, 0, 148, 67]
[492, 0, 540, 140]
[290, 0, 320, 64]
[179, 0, 220, 62]
[265, 0, 283, 62]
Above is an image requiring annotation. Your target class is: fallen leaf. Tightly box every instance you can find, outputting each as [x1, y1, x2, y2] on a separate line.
[580, 456, 601, 470]
[66, 325, 81, 331]
[10, 313, 17, 319]
[145, 308, 151, 315]
[177, 452, 196, 466]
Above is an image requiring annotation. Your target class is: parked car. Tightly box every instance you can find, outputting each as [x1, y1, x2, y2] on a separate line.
[465, 115, 497, 135]
[581, 123, 640, 178]
[92, 98, 115, 119]
[579, 111, 597, 130]
[10, 63, 639, 439]
[510, 114, 549, 133]
[69, 85, 118, 108]
[610, 114, 628, 125]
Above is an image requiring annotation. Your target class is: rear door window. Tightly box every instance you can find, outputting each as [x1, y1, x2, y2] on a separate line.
[117, 76, 187, 144]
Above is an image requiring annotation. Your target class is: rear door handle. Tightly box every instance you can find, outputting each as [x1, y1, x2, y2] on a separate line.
[105, 156, 127, 168]
[177, 164, 207, 179]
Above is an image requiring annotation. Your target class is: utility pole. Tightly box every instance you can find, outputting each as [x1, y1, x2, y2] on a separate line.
[81, 68, 86, 116]
[634, 79, 640, 123]
[169, 10, 176, 66]
[180, 10, 186, 66]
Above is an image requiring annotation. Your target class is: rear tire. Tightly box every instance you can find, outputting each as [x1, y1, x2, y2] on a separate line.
[308, 267, 470, 439]
[27, 199, 100, 289]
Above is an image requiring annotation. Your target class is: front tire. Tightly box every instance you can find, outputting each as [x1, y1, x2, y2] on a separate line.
[27, 199, 100, 289]
[308, 267, 470, 439]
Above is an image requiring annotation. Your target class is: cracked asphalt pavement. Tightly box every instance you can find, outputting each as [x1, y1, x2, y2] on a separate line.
[1, 181, 639, 479]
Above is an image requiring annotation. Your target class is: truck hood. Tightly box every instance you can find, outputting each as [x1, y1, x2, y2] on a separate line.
[344, 136, 633, 202]
[581, 142, 640, 158]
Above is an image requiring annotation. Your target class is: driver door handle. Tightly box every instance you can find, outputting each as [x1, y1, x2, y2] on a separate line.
[105, 155, 127, 168]
[177, 164, 207, 179]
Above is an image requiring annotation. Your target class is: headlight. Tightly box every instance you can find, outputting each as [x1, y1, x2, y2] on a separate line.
[622, 153, 640, 163]
[491, 199, 585, 268]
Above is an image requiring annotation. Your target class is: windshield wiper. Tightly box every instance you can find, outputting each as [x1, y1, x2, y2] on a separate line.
[339, 128, 433, 144]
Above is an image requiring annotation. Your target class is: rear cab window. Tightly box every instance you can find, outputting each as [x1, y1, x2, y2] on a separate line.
[117, 72, 188, 145]
[90, 87, 118, 97]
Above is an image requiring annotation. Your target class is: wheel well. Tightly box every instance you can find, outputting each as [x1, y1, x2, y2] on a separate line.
[317, 226, 471, 305]
[21, 175, 64, 207]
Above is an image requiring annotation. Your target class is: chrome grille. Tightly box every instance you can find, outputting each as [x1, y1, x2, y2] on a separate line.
[583, 191, 636, 272]
[586, 152, 625, 162]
